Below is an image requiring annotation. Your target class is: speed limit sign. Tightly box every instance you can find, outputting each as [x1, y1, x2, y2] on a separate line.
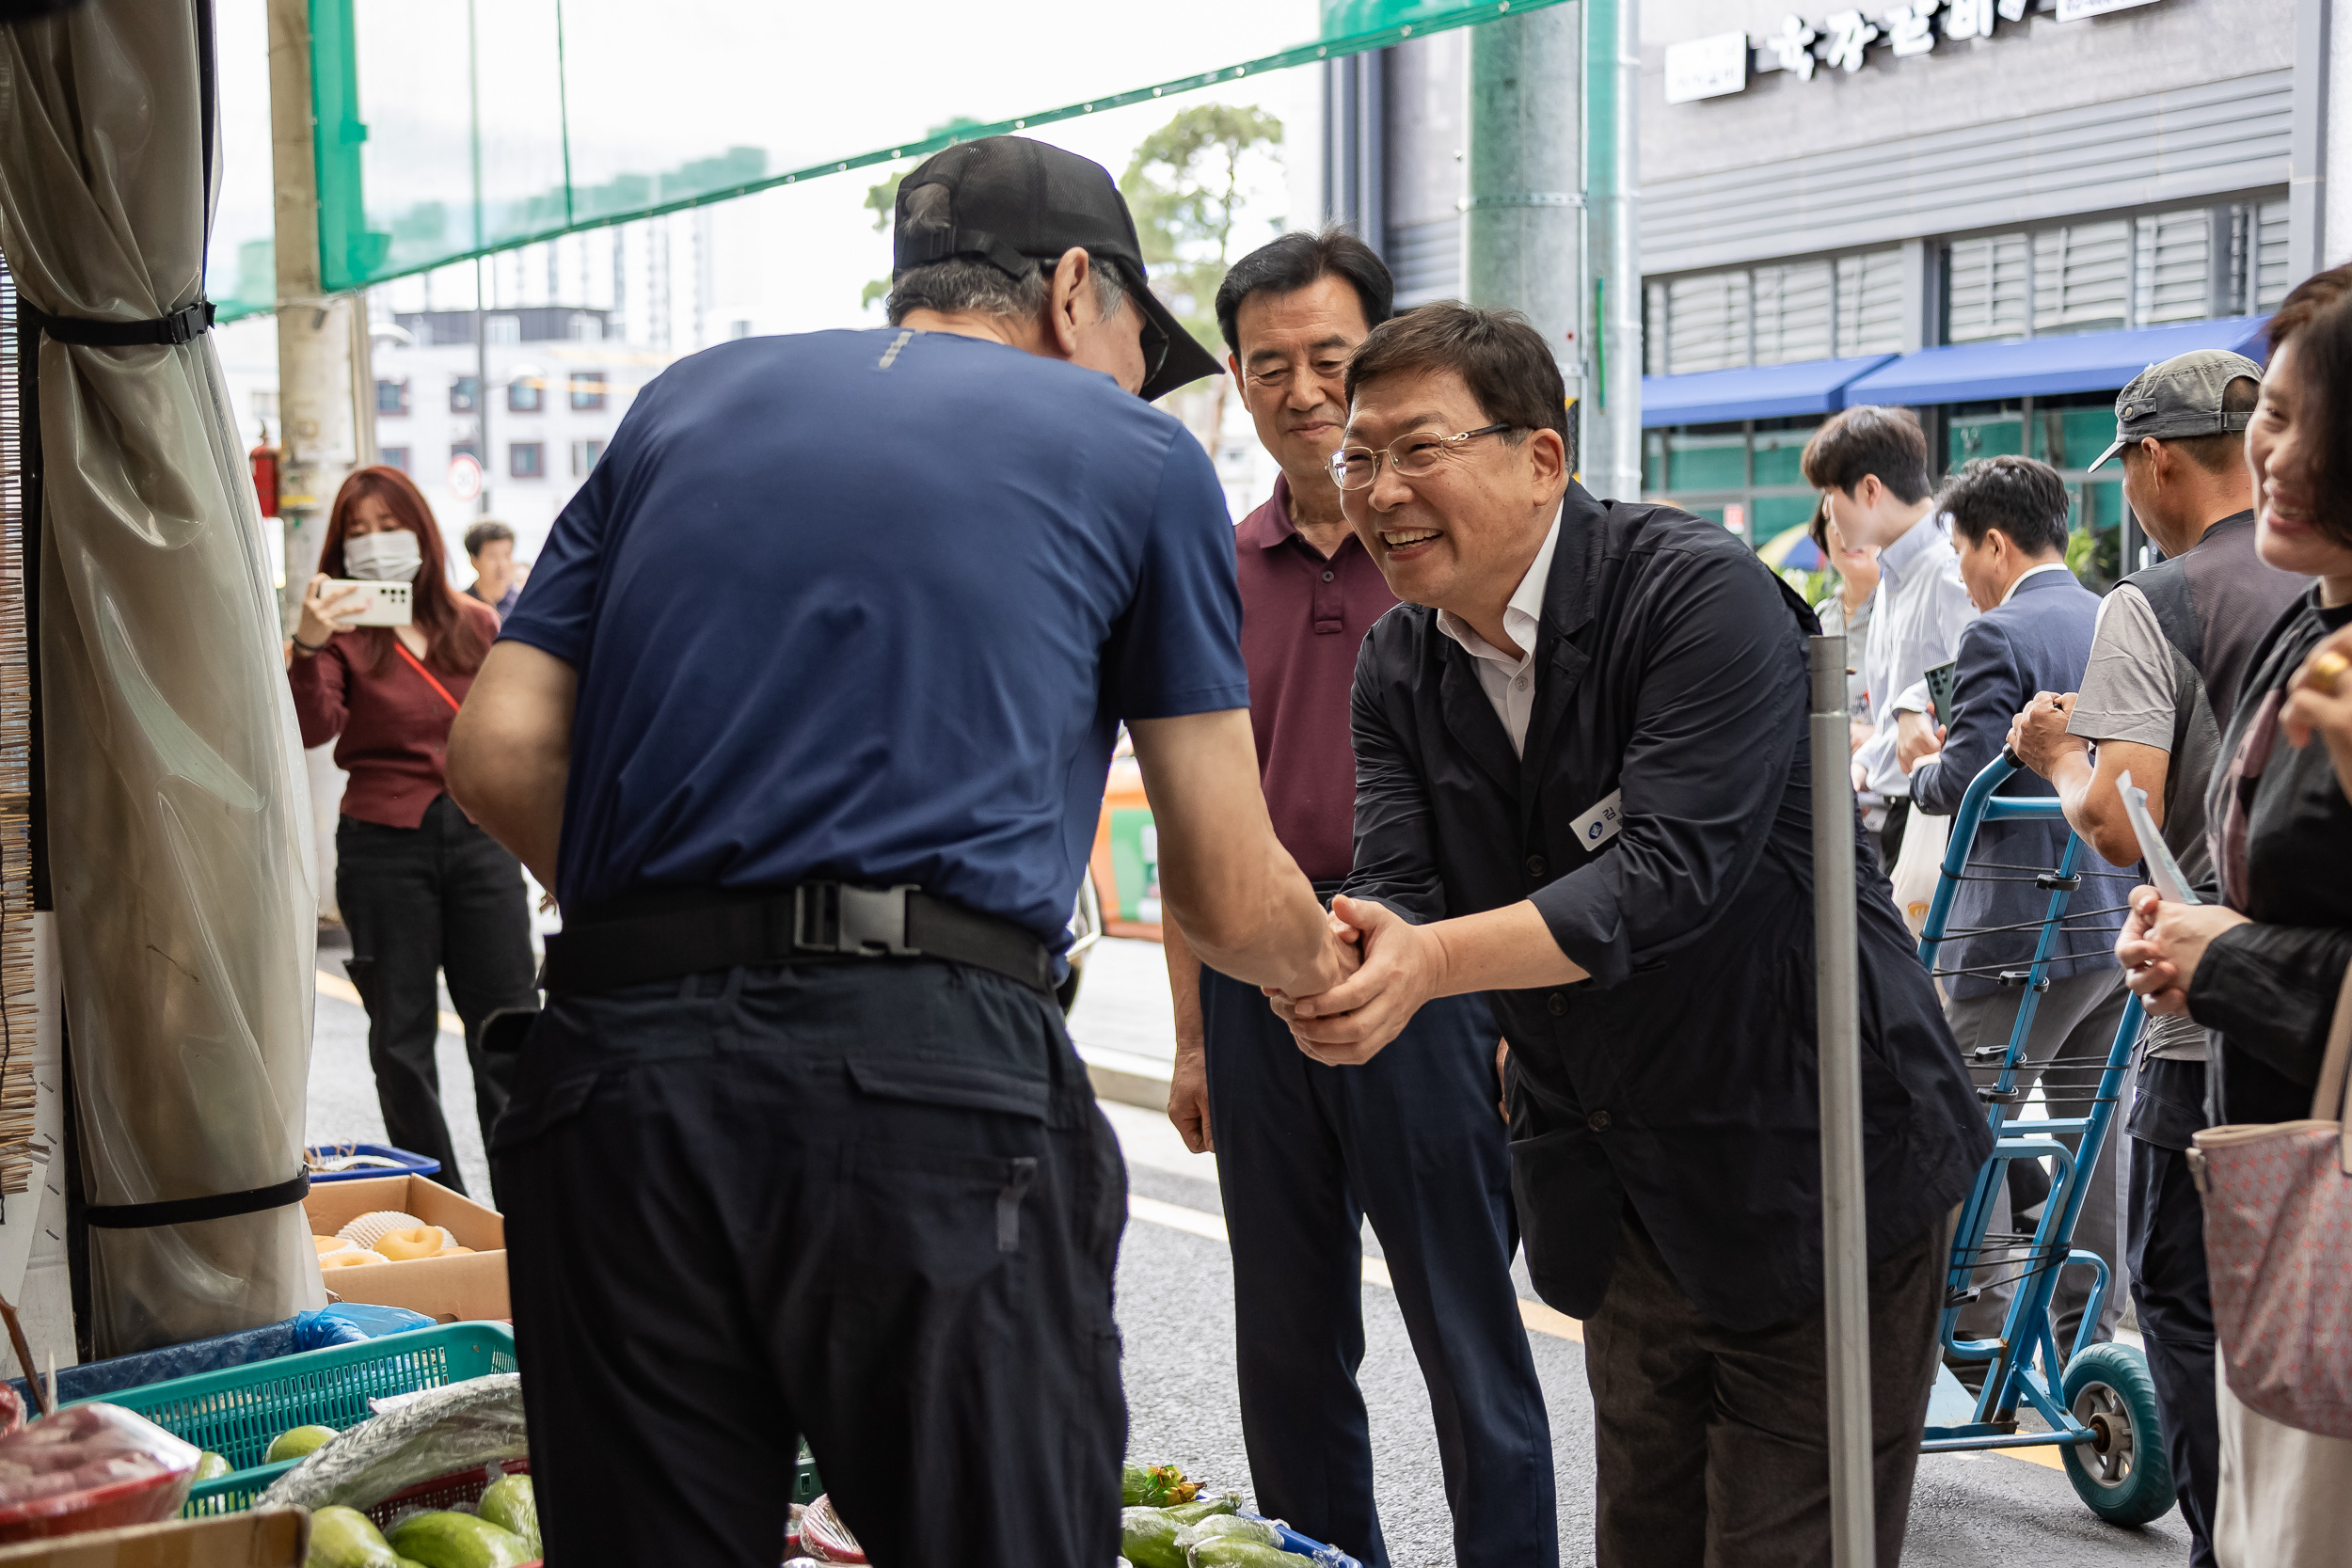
[449, 452, 484, 502]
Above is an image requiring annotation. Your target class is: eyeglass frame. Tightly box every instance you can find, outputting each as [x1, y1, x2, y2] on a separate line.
[1327, 423, 1518, 491]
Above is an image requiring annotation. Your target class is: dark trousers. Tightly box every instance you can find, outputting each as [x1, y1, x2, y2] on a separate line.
[2127, 1059, 2220, 1568]
[336, 794, 536, 1197]
[1200, 967, 1555, 1568]
[493, 959, 1127, 1568]
[1583, 1210, 1955, 1568]
[1876, 795, 1911, 874]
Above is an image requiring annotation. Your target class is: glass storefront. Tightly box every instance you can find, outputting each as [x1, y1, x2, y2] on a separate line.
[1642, 391, 2136, 592]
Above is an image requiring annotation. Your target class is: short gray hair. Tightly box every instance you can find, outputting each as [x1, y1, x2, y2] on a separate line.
[885, 249, 1127, 327]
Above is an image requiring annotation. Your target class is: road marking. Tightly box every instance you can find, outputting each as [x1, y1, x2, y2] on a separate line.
[1127, 1194, 1584, 1344]
[2000, 1443, 2067, 1472]
[315, 970, 466, 1040]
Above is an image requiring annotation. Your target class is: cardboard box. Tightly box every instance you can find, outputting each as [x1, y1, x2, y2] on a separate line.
[304, 1175, 508, 1322]
[0, 1510, 307, 1568]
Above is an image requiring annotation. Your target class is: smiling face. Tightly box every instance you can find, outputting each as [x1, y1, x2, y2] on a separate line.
[2246, 335, 2352, 588]
[1339, 365, 1565, 620]
[1230, 275, 1372, 488]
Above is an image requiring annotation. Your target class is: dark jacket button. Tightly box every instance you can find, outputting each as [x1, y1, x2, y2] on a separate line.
[1526, 854, 1547, 878]
[1547, 992, 1566, 1016]
[1588, 1110, 1612, 1131]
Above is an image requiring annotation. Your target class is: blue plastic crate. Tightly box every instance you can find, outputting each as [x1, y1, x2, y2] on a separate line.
[305, 1142, 442, 1183]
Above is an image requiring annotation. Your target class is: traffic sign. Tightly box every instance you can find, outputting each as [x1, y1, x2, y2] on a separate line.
[449, 453, 483, 502]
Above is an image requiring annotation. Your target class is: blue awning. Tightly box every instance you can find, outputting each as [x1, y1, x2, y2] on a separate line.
[1640, 354, 1896, 428]
[1842, 315, 2272, 407]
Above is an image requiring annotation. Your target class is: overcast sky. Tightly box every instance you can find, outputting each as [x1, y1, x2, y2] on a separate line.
[210, 0, 1326, 335]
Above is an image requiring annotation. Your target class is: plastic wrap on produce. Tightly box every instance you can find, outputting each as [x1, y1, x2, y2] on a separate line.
[0, 0, 321, 1355]
[0, 1402, 199, 1540]
[258, 1374, 525, 1513]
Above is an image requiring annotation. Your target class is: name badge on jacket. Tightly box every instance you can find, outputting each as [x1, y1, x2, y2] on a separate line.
[1570, 788, 1624, 853]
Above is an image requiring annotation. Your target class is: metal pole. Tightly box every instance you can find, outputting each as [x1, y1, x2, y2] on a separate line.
[1811, 634, 1874, 1567]
[1464, 2, 1583, 417]
[1581, 0, 1642, 500]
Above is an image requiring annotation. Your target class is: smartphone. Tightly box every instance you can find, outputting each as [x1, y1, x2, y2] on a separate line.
[1924, 660, 1959, 728]
[327, 579, 412, 626]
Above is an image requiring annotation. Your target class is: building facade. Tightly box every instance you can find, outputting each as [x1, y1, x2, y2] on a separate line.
[369, 305, 666, 568]
[1328, 0, 2322, 581]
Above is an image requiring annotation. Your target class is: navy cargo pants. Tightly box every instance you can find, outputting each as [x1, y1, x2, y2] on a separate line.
[494, 958, 1127, 1568]
[1200, 964, 1557, 1568]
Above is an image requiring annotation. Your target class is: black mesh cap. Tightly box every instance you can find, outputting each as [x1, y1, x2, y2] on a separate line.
[893, 135, 1223, 402]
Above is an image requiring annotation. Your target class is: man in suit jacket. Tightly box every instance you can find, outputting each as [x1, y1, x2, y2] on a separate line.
[1902, 455, 2137, 1369]
[1273, 304, 1992, 1566]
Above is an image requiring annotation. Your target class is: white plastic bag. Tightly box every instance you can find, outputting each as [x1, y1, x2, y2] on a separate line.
[1890, 806, 1950, 940]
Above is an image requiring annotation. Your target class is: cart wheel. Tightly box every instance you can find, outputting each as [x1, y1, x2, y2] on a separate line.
[2059, 1341, 2175, 1527]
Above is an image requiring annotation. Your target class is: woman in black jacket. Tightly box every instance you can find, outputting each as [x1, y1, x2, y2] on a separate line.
[2119, 262, 2352, 1567]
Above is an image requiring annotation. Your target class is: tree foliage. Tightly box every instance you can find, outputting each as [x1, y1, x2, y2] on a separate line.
[1120, 104, 1284, 357]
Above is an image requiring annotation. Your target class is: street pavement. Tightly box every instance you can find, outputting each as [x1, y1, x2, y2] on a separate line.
[305, 934, 2195, 1565]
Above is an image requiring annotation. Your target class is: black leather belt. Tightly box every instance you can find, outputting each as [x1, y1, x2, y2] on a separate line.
[541, 882, 1055, 997]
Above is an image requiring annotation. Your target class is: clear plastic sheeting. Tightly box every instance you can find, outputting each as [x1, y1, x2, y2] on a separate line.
[258, 1375, 525, 1513]
[0, 1, 320, 1354]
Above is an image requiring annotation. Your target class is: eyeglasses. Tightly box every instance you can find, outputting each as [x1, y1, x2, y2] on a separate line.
[1136, 313, 1169, 385]
[1328, 424, 1517, 491]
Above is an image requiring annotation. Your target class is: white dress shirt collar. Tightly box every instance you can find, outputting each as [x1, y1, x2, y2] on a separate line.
[1998, 560, 2073, 606]
[1437, 503, 1563, 755]
[1875, 504, 1946, 587]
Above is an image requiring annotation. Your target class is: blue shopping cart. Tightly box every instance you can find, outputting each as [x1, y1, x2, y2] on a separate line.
[1914, 752, 2173, 1528]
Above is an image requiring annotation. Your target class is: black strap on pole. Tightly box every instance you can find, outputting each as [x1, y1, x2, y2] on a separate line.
[82, 1171, 310, 1231]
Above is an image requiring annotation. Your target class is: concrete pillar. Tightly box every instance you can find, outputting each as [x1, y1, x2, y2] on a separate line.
[1582, 0, 1642, 502]
[267, 0, 366, 629]
[1465, 4, 1586, 439]
[268, 0, 364, 923]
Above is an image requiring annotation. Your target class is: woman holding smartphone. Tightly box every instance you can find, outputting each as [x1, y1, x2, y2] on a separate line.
[289, 465, 534, 1198]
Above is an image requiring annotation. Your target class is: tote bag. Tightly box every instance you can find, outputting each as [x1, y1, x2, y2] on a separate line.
[2190, 959, 2352, 1437]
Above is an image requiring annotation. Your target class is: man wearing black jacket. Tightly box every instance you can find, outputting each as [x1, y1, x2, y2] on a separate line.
[1276, 305, 1991, 1564]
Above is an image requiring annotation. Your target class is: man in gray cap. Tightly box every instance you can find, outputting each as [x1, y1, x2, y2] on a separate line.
[2007, 346, 2304, 1564]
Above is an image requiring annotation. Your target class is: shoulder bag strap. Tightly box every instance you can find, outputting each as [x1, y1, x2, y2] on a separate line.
[2310, 956, 2352, 1173]
[390, 640, 463, 714]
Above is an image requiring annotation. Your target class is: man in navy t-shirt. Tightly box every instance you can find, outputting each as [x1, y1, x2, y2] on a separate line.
[449, 138, 1353, 1568]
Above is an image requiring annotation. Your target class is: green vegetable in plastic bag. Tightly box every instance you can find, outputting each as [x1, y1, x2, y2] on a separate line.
[1185, 1541, 1308, 1568]
[1122, 1462, 1200, 1507]
[475, 1474, 539, 1557]
[1120, 1507, 1187, 1568]
[1176, 1514, 1281, 1550]
[1166, 1491, 1241, 1526]
[304, 1506, 399, 1568]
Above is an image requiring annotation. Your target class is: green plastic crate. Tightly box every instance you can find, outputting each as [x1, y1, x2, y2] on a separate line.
[57, 1322, 516, 1516]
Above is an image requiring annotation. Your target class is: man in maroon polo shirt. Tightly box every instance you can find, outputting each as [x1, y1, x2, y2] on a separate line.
[1162, 236, 1556, 1567]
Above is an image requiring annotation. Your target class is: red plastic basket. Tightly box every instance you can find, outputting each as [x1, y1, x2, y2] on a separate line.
[360, 1457, 528, 1530]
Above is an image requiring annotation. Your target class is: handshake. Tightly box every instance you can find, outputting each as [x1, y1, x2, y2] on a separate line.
[1263, 895, 1443, 1068]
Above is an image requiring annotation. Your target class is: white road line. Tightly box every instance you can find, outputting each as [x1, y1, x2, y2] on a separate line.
[315, 970, 467, 1040]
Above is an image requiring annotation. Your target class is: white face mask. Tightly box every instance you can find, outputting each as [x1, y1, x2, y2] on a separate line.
[343, 530, 422, 583]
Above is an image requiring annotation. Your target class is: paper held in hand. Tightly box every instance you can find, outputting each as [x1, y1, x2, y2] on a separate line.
[2118, 768, 2200, 906]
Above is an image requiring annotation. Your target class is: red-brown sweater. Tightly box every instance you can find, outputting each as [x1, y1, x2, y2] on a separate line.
[287, 604, 498, 828]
